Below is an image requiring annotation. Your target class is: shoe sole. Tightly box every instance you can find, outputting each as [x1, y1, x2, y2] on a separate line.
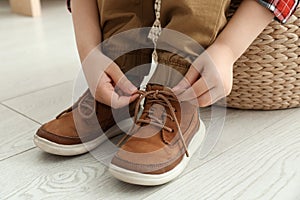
[109, 118, 206, 186]
[34, 119, 132, 156]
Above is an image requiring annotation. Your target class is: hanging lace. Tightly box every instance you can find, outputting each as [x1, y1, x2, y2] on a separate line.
[148, 0, 162, 63]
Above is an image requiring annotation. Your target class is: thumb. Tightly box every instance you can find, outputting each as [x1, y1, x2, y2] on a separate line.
[172, 66, 200, 94]
[172, 78, 190, 95]
[173, 54, 206, 94]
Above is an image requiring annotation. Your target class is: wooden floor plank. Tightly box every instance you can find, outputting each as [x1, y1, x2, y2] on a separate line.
[0, 149, 157, 200]
[144, 109, 300, 200]
[183, 108, 298, 176]
[0, 108, 298, 199]
[1, 1, 300, 199]
[3, 81, 74, 124]
[0, 104, 39, 161]
[0, 0, 79, 101]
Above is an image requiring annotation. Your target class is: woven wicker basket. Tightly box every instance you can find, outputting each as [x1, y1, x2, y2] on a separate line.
[223, 2, 300, 110]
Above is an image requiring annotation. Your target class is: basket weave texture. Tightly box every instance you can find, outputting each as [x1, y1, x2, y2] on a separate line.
[224, 3, 300, 110]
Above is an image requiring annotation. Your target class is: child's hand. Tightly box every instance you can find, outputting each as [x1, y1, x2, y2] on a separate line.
[96, 63, 139, 108]
[172, 0, 274, 107]
[83, 52, 139, 109]
[172, 43, 234, 107]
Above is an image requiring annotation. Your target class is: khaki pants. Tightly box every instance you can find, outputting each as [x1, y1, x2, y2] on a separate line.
[98, 0, 231, 87]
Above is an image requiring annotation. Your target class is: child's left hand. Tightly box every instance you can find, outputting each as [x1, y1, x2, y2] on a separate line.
[172, 0, 274, 107]
[172, 42, 234, 107]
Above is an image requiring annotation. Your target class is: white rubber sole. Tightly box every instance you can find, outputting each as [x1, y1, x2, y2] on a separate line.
[34, 119, 132, 156]
[109, 118, 206, 186]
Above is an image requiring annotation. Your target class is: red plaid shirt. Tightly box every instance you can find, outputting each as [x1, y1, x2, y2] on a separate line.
[67, 0, 299, 23]
[258, 0, 299, 23]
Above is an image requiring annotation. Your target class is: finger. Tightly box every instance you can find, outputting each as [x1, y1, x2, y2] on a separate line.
[172, 66, 200, 94]
[197, 88, 224, 107]
[106, 63, 138, 95]
[110, 92, 139, 109]
[96, 73, 139, 108]
[177, 77, 213, 102]
[172, 78, 190, 95]
[172, 52, 208, 93]
[98, 82, 138, 109]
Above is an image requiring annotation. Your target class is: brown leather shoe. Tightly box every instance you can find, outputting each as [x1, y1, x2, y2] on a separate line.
[109, 84, 206, 185]
[34, 90, 136, 156]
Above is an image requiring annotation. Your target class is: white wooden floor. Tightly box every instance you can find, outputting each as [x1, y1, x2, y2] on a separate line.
[1, 1, 300, 199]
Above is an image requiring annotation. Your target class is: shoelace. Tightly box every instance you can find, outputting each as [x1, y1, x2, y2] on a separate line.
[57, 89, 189, 157]
[56, 90, 96, 119]
[119, 89, 189, 157]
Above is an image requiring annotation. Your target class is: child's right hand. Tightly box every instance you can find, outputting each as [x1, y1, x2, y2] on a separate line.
[82, 51, 139, 109]
[96, 63, 139, 108]
[71, 0, 138, 108]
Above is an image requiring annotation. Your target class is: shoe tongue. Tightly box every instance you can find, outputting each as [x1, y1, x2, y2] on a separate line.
[144, 84, 181, 145]
[146, 84, 172, 93]
[149, 104, 165, 119]
[146, 84, 171, 92]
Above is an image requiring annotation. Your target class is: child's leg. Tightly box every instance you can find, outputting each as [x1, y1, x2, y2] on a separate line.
[34, 1, 156, 156]
[97, 0, 155, 87]
[105, 0, 233, 185]
[95, 0, 231, 88]
[149, 0, 231, 87]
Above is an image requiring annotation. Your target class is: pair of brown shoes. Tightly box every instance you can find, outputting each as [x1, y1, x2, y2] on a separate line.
[35, 84, 206, 186]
